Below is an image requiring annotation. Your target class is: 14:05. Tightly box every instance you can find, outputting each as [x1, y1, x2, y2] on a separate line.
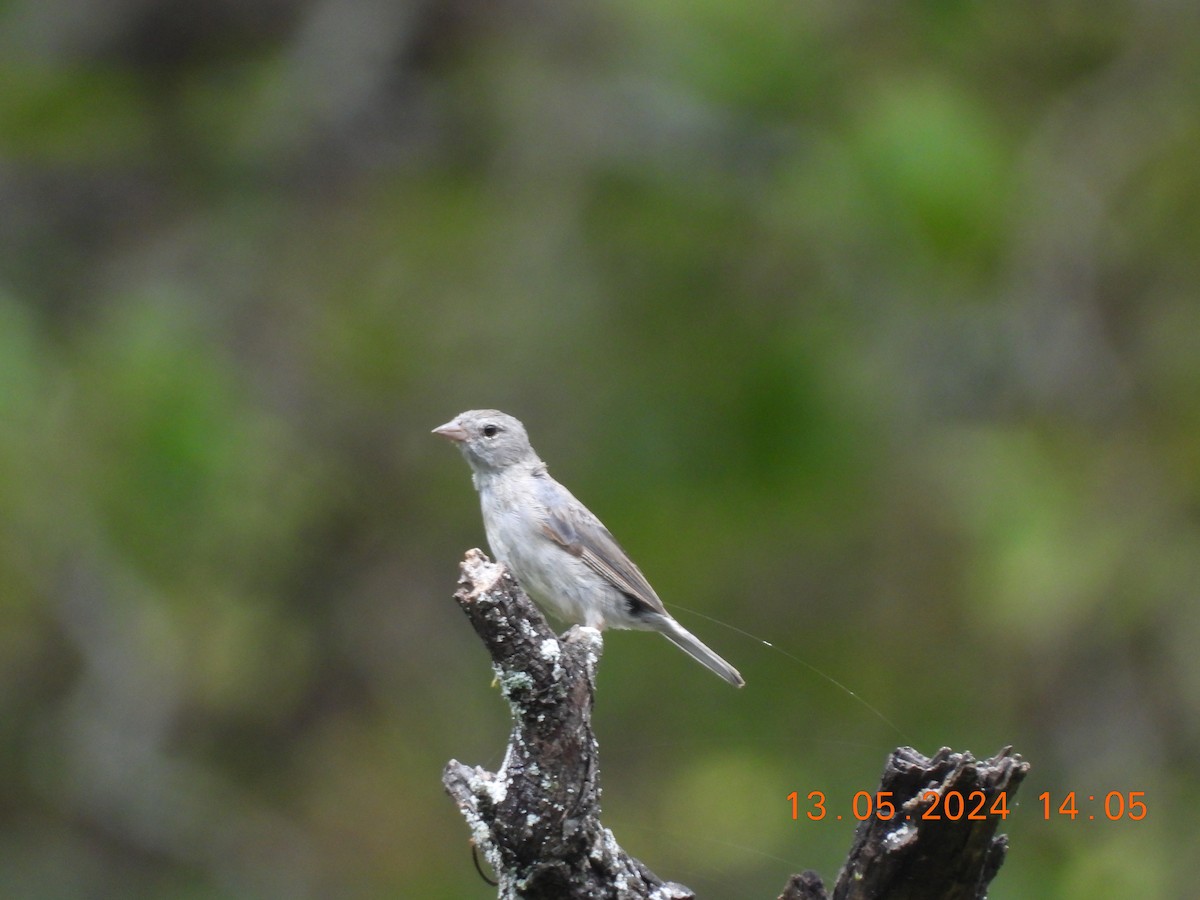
[1038, 791, 1147, 820]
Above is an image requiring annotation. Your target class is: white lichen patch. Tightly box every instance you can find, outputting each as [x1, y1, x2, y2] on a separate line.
[457, 802, 502, 882]
[590, 827, 618, 862]
[498, 743, 515, 777]
[469, 770, 508, 807]
[573, 626, 604, 670]
[538, 637, 565, 679]
[498, 669, 534, 694]
[516, 619, 544, 645]
[651, 883, 696, 899]
[883, 823, 917, 851]
[468, 816, 491, 850]
[576, 626, 603, 647]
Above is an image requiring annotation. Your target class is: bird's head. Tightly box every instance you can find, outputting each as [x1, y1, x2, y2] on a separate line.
[433, 409, 538, 474]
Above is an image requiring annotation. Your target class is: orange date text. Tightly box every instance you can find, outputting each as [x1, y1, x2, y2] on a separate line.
[787, 789, 1011, 823]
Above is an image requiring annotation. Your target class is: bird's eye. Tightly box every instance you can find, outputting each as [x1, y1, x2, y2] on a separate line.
[482, 424, 500, 438]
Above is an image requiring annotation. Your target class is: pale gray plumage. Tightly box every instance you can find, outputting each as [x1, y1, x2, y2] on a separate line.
[433, 409, 744, 687]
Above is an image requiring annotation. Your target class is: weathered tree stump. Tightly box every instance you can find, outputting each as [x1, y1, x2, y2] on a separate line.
[442, 550, 1029, 899]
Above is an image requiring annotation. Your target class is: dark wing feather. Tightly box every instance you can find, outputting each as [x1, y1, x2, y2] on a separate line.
[534, 476, 666, 616]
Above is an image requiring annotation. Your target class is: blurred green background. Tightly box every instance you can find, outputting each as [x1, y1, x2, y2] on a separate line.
[1, 1, 1197, 897]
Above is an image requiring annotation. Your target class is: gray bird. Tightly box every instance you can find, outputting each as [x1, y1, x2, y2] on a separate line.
[434, 409, 744, 687]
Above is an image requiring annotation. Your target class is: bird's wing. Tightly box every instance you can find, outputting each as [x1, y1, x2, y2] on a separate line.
[534, 475, 666, 616]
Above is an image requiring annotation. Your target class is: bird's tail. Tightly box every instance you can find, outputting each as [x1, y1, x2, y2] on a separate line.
[656, 616, 744, 687]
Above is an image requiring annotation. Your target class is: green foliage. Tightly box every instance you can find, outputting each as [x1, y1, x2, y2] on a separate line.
[0, 64, 154, 162]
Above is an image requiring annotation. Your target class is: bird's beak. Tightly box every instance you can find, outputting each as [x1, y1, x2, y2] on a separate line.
[432, 420, 469, 442]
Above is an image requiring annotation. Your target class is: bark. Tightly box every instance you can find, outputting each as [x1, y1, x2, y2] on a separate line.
[826, 745, 1028, 900]
[442, 550, 1029, 900]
